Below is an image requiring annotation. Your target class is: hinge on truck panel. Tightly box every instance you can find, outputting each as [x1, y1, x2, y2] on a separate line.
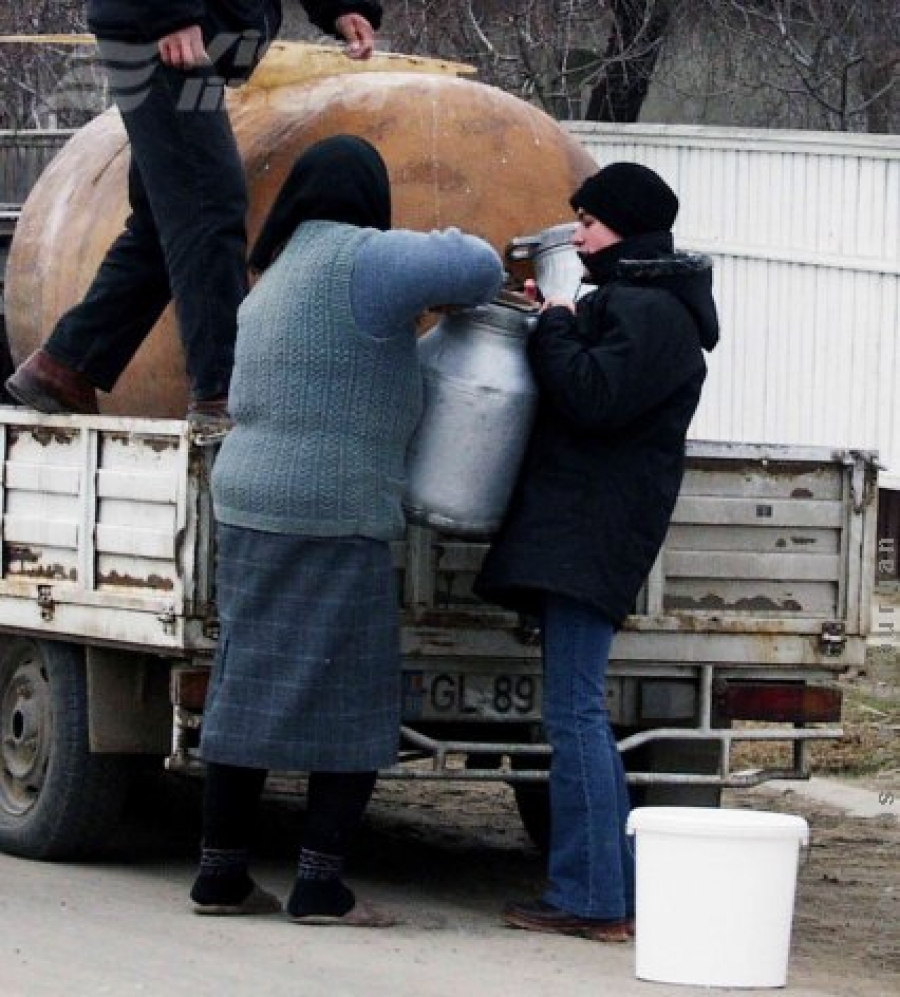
[157, 603, 176, 635]
[202, 614, 220, 640]
[37, 584, 55, 621]
[820, 621, 846, 656]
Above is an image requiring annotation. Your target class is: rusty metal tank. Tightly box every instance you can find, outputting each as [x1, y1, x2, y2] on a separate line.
[5, 42, 596, 416]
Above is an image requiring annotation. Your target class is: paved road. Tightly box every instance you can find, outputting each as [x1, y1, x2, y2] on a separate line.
[0, 775, 890, 997]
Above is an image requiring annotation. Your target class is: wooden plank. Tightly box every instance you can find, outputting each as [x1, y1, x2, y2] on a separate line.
[665, 524, 840, 554]
[664, 550, 841, 582]
[681, 466, 843, 501]
[3, 515, 78, 548]
[663, 579, 837, 616]
[95, 524, 176, 559]
[4, 462, 80, 494]
[672, 496, 844, 528]
[96, 469, 180, 503]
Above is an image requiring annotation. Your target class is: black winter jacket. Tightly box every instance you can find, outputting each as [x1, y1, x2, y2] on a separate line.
[86, 1, 383, 43]
[473, 231, 719, 627]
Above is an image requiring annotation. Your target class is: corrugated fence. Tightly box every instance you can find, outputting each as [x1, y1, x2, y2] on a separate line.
[565, 123, 900, 488]
[0, 129, 74, 206]
[3, 124, 899, 489]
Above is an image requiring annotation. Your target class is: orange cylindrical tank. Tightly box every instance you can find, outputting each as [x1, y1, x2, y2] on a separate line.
[6, 43, 596, 416]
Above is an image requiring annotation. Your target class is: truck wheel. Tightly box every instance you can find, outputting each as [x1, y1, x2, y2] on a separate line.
[0, 637, 132, 859]
[626, 739, 723, 809]
[513, 783, 550, 854]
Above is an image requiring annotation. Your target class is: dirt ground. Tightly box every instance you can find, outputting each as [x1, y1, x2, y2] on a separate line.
[357, 662, 900, 997]
[360, 780, 898, 997]
[731, 662, 900, 994]
[730, 784, 899, 994]
[101, 657, 897, 996]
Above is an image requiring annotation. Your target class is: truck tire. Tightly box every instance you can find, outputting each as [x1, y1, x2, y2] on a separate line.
[0, 637, 133, 859]
[626, 739, 723, 809]
[513, 736, 724, 853]
[513, 783, 550, 854]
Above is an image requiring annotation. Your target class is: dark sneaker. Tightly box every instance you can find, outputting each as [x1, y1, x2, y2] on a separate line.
[503, 899, 633, 942]
[5, 348, 99, 414]
[289, 899, 402, 928]
[192, 883, 282, 916]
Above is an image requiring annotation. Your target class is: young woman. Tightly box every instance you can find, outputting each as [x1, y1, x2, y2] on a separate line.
[475, 162, 720, 941]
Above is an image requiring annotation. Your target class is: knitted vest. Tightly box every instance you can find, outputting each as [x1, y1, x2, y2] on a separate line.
[212, 221, 423, 539]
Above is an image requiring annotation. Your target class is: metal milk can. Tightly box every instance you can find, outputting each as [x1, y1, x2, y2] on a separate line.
[506, 221, 590, 301]
[403, 293, 540, 538]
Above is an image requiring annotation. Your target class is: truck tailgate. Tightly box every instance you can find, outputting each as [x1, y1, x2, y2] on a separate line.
[0, 410, 211, 652]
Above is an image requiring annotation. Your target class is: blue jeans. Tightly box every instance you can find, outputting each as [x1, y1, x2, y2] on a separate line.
[541, 593, 635, 919]
[46, 41, 248, 400]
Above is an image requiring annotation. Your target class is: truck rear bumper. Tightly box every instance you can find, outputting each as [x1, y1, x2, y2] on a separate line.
[166, 663, 843, 789]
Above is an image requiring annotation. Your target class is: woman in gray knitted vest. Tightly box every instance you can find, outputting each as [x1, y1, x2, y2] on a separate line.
[189, 135, 504, 924]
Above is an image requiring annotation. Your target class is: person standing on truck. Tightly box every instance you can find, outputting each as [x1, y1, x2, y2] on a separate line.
[4, 1, 383, 430]
[474, 162, 720, 942]
[189, 134, 505, 922]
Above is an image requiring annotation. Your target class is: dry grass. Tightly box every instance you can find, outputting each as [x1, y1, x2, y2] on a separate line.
[733, 650, 900, 780]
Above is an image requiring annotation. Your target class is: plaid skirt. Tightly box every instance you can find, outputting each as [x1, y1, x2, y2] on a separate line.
[200, 524, 401, 771]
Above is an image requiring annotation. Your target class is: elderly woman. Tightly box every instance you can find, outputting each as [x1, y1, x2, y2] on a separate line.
[190, 135, 504, 924]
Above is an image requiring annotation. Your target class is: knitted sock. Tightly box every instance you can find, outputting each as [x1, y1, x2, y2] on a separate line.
[287, 847, 355, 918]
[190, 847, 255, 905]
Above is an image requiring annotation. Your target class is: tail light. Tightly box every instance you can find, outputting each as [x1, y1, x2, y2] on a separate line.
[171, 666, 210, 710]
[715, 681, 842, 724]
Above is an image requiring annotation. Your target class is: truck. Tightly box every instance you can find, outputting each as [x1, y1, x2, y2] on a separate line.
[0, 407, 877, 859]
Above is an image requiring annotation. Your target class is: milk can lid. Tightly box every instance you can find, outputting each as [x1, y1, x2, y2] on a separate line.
[533, 221, 578, 255]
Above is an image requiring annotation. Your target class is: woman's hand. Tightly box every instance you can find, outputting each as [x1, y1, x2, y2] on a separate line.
[541, 296, 576, 314]
[335, 14, 377, 60]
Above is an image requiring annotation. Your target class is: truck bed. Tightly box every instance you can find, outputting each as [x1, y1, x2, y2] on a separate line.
[0, 410, 875, 666]
[0, 409, 879, 861]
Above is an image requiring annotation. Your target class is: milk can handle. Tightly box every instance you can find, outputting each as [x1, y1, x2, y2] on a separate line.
[505, 235, 542, 263]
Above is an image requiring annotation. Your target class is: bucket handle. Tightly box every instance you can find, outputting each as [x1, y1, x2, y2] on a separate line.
[800, 828, 812, 868]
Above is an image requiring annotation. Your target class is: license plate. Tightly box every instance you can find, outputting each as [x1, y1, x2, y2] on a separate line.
[402, 670, 542, 720]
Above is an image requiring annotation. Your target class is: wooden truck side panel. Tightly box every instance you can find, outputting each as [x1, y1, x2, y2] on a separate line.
[0, 410, 876, 774]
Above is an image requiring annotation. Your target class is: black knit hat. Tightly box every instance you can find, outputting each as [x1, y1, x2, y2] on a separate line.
[570, 162, 679, 237]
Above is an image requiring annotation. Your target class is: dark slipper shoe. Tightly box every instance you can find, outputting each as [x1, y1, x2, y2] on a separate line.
[192, 883, 282, 916]
[289, 899, 402, 928]
[503, 899, 633, 942]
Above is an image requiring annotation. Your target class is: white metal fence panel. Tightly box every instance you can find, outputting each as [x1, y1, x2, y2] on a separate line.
[564, 124, 900, 486]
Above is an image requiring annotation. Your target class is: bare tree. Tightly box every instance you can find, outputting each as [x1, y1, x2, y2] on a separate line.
[702, 0, 899, 132]
[385, 0, 897, 131]
[1, 2, 894, 131]
[585, 0, 672, 121]
[0, 2, 101, 129]
[385, 1, 672, 121]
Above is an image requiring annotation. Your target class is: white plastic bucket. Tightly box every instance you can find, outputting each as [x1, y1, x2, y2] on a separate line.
[626, 806, 809, 988]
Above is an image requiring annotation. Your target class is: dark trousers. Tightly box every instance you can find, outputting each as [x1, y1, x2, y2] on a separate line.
[46, 39, 248, 400]
[202, 762, 378, 857]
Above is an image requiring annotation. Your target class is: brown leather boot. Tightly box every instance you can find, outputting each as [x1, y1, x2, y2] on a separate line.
[503, 899, 633, 942]
[5, 348, 99, 415]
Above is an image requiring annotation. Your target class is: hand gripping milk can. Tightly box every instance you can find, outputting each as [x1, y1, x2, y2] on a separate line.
[403, 293, 539, 538]
[505, 222, 590, 301]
